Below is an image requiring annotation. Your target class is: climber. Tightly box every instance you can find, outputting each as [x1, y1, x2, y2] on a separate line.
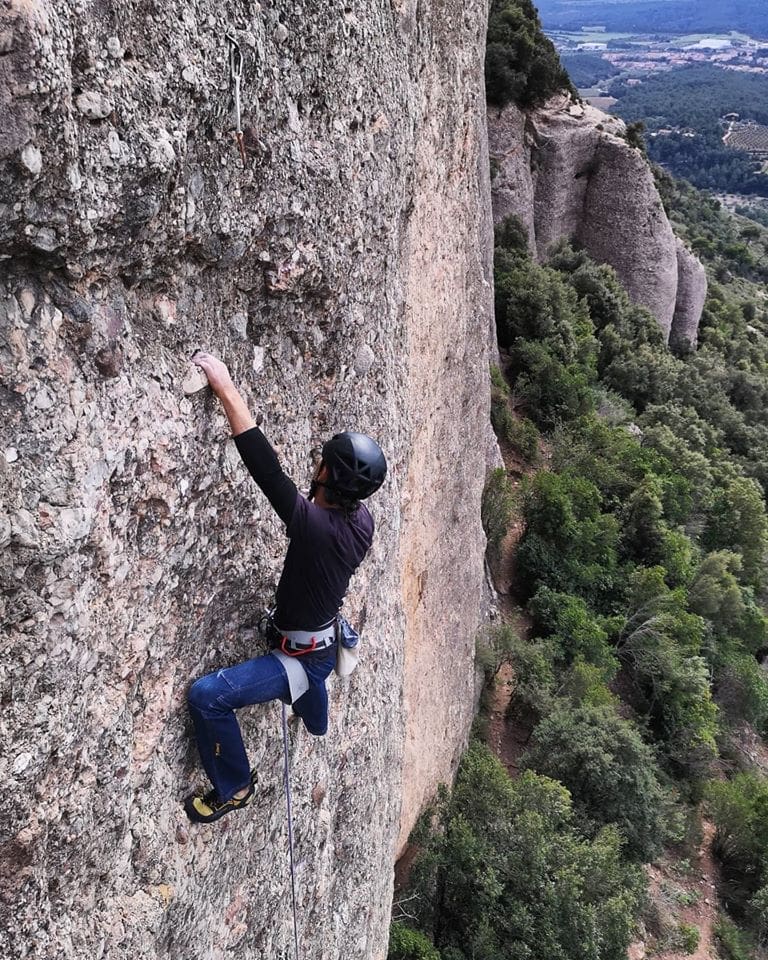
[183, 351, 387, 824]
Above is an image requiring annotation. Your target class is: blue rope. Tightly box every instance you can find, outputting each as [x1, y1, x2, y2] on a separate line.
[281, 702, 301, 960]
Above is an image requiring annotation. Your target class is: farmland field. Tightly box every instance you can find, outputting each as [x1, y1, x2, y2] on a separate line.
[725, 122, 768, 156]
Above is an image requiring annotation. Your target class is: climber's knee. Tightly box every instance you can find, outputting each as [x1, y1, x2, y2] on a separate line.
[188, 674, 219, 712]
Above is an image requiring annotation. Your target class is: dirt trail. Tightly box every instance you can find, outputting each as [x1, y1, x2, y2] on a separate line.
[487, 660, 529, 775]
[484, 432, 537, 776]
[634, 819, 720, 960]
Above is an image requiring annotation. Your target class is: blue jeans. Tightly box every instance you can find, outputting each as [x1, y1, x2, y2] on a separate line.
[188, 649, 336, 801]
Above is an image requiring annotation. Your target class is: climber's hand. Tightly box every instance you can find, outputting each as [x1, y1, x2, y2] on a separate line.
[192, 351, 234, 396]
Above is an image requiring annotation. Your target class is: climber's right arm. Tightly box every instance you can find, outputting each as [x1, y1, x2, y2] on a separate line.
[192, 352, 297, 526]
[192, 352, 255, 435]
[233, 428, 298, 526]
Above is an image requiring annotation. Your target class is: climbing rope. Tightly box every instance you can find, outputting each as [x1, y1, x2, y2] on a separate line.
[281, 702, 301, 960]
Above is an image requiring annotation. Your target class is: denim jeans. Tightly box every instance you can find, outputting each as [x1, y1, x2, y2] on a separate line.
[188, 648, 336, 801]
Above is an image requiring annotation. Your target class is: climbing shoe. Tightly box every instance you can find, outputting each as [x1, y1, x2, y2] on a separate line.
[184, 783, 254, 824]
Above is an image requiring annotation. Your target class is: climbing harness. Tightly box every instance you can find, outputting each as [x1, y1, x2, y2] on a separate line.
[279, 623, 337, 656]
[226, 31, 247, 167]
[281, 702, 301, 960]
[272, 649, 310, 703]
[262, 608, 338, 702]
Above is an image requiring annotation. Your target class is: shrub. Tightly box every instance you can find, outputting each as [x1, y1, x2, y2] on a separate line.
[523, 701, 670, 860]
[707, 773, 768, 906]
[489, 366, 540, 461]
[551, 416, 655, 510]
[513, 340, 595, 428]
[476, 623, 518, 679]
[625, 121, 647, 155]
[620, 476, 666, 564]
[495, 255, 586, 352]
[388, 924, 440, 960]
[528, 586, 617, 674]
[715, 650, 768, 730]
[482, 468, 515, 554]
[703, 476, 768, 589]
[560, 659, 618, 708]
[688, 551, 746, 635]
[713, 915, 756, 960]
[490, 366, 514, 439]
[619, 569, 719, 779]
[494, 213, 529, 253]
[505, 634, 556, 723]
[506, 416, 540, 463]
[673, 923, 700, 954]
[408, 743, 645, 960]
[485, 0, 574, 108]
[517, 471, 620, 607]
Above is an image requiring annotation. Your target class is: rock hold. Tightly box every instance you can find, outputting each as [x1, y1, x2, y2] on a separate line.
[75, 91, 114, 120]
[94, 343, 124, 378]
[10, 509, 39, 548]
[182, 364, 209, 395]
[20, 143, 42, 176]
[352, 343, 375, 377]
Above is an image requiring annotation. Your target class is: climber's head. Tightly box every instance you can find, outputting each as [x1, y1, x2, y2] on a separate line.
[310, 432, 387, 511]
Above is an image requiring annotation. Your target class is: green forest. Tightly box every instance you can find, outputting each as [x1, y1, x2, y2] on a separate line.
[560, 52, 619, 88]
[391, 193, 768, 960]
[611, 66, 768, 197]
[612, 67, 768, 129]
[389, 4, 768, 959]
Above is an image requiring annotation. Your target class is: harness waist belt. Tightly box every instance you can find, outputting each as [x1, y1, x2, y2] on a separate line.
[276, 622, 336, 655]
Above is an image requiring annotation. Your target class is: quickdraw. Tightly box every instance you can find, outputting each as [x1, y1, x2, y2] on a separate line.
[226, 31, 247, 167]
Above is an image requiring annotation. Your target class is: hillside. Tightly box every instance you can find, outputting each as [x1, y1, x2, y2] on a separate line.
[535, 0, 768, 37]
[389, 6, 768, 959]
[610, 66, 768, 198]
[391, 175, 768, 960]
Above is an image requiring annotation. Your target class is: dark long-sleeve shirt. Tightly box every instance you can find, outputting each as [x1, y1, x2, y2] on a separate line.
[233, 427, 374, 631]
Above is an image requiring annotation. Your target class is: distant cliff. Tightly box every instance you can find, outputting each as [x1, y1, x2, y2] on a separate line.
[488, 95, 707, 346]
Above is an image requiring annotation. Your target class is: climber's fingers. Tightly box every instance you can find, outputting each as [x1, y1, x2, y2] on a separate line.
[191, 350, 233, 394]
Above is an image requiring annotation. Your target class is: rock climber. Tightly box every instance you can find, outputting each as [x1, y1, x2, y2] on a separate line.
[183, 351, 387, 824]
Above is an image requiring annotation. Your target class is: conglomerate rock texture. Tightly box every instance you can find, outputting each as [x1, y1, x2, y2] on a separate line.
[0, 2, 494, 959]
[488, 96, 707, 345]
[672, 237, 708, 349]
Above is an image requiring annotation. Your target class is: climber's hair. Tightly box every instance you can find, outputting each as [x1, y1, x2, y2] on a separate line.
[324, 486, 361, 518]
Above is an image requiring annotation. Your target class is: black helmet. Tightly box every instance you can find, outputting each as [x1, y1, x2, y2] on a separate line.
[321, 432, 387, 499]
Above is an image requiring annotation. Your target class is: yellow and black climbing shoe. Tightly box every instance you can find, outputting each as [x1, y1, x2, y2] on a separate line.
[184, 784, 254, 824]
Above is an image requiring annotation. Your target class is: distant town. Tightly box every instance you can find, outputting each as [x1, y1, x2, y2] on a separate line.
[551, 30, 768, 158]
[552, 30, 768, 80]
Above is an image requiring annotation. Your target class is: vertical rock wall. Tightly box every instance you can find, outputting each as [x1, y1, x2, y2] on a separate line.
[396, 7, 494, 850]
[1, 2, 493, 959]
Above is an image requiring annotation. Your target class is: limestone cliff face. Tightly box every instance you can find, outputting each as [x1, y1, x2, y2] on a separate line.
[488, 96, 707, 346]
[0, 2, 493, 959]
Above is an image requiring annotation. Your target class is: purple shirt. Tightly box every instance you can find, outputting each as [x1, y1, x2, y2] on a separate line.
[234, 427, 374, 630]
